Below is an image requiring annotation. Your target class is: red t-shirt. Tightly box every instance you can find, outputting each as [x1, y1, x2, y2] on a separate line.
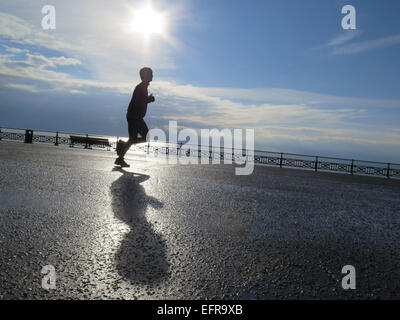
[127, 81, 149, 120]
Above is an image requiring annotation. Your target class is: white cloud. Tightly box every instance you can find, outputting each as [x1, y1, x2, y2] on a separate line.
[0, 12, 31, 39]
[318, 31, 400, 56]
[24, 53, 82, 69]
[333, 34, 400, 55]
[3, 44, 28, 54]
[151, 83, 400, 108]
[256, 125, 400, 147]
[6, 83, 39, 92]
[327, 31, 361, 47]
[0, 6, 182, 82]
[0, 47, 398, 130]
[0, 12, 79, 52]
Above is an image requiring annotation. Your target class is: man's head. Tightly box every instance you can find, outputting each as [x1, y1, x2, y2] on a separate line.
[140, 67, 153, 83]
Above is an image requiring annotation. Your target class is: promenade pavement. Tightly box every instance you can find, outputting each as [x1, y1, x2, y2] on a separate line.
[1, 140, 399, 299]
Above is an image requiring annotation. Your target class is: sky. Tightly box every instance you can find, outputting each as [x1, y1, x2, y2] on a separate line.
[0, 0, 400, 162]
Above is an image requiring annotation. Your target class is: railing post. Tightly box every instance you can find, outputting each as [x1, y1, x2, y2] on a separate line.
[85, 134, 88, 149]
[279, 152, 283, 168]
[147, 142, 150, 155]
[0, 127, 2, 141]
[350, 159, 354, 175]
[55, 131, 59, 146]
[387, 163, 391, 179]
[24, 129, 33, 143]
[315, 156, 318, 172]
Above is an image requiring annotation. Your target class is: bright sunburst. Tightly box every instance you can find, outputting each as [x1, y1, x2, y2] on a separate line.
[130, 5, 165, 38]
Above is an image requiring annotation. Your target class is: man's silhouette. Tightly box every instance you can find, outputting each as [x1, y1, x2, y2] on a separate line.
[115, 67, 155, 167]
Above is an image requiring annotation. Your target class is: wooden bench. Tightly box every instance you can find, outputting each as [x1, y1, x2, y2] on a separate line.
[69, 135, 111, 149]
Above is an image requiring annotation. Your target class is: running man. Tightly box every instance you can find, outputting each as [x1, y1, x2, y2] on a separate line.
[115, 67, 155, 167]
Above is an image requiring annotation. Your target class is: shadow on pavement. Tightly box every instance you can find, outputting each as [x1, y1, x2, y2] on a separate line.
[110, 168, 169, 286]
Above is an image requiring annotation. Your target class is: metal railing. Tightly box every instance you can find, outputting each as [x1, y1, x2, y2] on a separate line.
[0, 127, 113, 149]
[1, 126, 399, 179]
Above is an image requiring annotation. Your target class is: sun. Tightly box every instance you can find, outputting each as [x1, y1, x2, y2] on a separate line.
[130, 5, 165, 38]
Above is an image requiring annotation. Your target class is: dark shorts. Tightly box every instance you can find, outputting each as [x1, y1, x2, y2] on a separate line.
[126, 116, 149, 141]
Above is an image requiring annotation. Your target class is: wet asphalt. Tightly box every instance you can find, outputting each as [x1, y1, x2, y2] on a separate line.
[1, 140, 400, 299]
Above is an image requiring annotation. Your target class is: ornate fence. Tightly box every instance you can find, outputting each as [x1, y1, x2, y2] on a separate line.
[1, 126, 399, 179]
